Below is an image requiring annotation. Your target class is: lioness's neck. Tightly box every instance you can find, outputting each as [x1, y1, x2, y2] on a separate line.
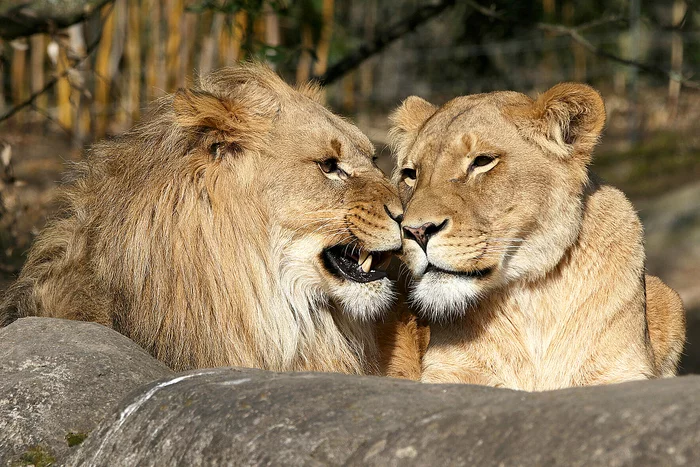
[424, 182, 651, 389]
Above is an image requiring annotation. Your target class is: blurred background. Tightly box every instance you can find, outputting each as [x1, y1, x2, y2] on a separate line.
[0, 0, 698, 370]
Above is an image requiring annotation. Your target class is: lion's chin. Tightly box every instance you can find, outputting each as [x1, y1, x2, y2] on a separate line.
[410, 270, 489, 321]
[329, 277, 396, 321]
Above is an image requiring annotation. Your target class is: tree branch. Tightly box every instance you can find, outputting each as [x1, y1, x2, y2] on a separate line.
[537, 21, 700, 91]
[0, 0, 114, 39]
[314, 0, 458, 86]
[0, 5, 110, 123]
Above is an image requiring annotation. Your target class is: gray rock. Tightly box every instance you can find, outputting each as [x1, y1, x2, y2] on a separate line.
[69, 369, 700, 466]
[0, 317, 173, 466]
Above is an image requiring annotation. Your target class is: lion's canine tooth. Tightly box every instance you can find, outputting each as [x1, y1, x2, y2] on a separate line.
[361, 254, 372, 273]
[358, 250, 369, 265]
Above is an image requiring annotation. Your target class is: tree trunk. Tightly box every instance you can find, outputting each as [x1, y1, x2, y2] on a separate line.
[94, 2, 115, 136]
[263, 2, 279, 69]
[313, 0, 334, 77]
[10, 39, 27, 124]
[166, 0, 184, 91]
[30, 34, 46, 121]
[146, 0, 166, 100]
[219, 10, 247, 66]
[295, 23, 313, 84]
[667, 0, 686, 121]
[125, 0, 141, 124]
[56, 42, 72, 130]
[199, 12, 224, 75]
[178, 9, 196, 88]
[67, 23, 88, 145]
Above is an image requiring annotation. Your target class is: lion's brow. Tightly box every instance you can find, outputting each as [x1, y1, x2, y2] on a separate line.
[330, 138, 342, 157]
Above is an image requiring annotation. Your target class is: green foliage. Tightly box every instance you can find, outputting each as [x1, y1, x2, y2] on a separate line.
[186, 0, 288, 15]
[65, 432, 88, 447]
[14, 446, 56, 467]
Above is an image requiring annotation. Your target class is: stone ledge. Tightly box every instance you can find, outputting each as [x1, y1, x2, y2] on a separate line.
[3, 316, 699, 467]
[70, 368, 700, 466]
[0, 317, 173, 465]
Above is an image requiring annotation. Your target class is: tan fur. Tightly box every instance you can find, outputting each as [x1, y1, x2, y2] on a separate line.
[389, 83, 686, 390]
[376, 294, 430, 380]
[646, 275, 686, 376]
[0, 63, 408, 375]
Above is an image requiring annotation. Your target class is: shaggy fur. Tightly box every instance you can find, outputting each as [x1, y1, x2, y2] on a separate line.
[0, 63, 407, 374]
[389, 83, 686, 390]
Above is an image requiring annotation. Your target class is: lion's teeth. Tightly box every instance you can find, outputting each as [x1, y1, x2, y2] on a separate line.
[361, 254, 372, 273]
[358, 251, 369, 265]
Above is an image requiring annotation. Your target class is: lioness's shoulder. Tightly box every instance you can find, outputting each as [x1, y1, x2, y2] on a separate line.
[581, 180, 643, 242]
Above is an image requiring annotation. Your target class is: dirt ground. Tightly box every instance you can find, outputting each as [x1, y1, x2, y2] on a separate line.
[1, 112, 699, 373]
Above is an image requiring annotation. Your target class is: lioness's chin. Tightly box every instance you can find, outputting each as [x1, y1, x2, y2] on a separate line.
[411, 270, 490, 321]
[329, 277, 396, 320]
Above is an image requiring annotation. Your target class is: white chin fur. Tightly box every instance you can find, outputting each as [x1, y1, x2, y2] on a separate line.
[411, 272, 483, 321]
[278, 234, 396, 321]
[330, 277, 396, 321]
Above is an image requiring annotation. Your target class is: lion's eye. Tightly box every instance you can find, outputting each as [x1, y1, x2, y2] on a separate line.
[401, 168, 417, 187]
[210, 142, 224, 158]
[318, 158, 348, 180]
[318, 158, 338, 174]
[473, 154, 495, 167]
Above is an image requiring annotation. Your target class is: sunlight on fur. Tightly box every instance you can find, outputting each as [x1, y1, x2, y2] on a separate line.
[390, 82, 686, 390]
[0, 63, 405, 375]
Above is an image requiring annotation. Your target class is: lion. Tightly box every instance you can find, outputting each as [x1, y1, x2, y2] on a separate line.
[0, 63, 408, 375]
[389, 83, 686, 389]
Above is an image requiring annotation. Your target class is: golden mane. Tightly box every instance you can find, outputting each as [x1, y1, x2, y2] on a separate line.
[1, 63, 404, 374]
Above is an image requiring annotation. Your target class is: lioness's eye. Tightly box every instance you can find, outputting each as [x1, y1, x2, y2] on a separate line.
[473, 154, 496, 167]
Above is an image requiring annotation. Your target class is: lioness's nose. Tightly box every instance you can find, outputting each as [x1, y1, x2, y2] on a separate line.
[403, 220, 446, 252]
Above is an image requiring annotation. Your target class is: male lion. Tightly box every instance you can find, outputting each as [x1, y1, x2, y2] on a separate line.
[389, 83, 686, 389]
[0, 64, 406, 374]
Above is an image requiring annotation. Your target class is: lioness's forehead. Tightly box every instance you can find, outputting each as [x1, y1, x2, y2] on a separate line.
[411, 92, 530, 163]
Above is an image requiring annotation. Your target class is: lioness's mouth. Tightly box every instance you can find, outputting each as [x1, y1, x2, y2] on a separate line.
[425, 264, 494, 278]
[322, 245, 393, 283]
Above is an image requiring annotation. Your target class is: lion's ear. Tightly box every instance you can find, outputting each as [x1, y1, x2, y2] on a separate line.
[389, 96, 437, 165]
[509, 83, 605, 161]
[173, 88, 272, 151]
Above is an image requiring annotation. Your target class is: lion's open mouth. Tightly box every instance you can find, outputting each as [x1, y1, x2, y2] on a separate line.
[425, 264, 494, 278]
[322, 245, 392, 283]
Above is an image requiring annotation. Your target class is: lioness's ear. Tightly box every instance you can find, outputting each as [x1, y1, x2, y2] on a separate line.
[389, 96, 437, 165]
[509, 83, 605, 161]
[173, 88, 272, 152]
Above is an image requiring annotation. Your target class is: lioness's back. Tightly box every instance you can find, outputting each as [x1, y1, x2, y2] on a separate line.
[646, 275, 686, 376]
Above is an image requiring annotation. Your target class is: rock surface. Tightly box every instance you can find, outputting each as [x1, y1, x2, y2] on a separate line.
[70, 368, 700, 466]
[0, 317, 173, 466]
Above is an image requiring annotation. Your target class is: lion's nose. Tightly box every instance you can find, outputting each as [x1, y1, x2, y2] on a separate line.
[402, 220, 447, 252]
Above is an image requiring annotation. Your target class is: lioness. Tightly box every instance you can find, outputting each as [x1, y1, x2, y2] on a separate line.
[0, 64, 406, 374]
[390, 83, 686, 389]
